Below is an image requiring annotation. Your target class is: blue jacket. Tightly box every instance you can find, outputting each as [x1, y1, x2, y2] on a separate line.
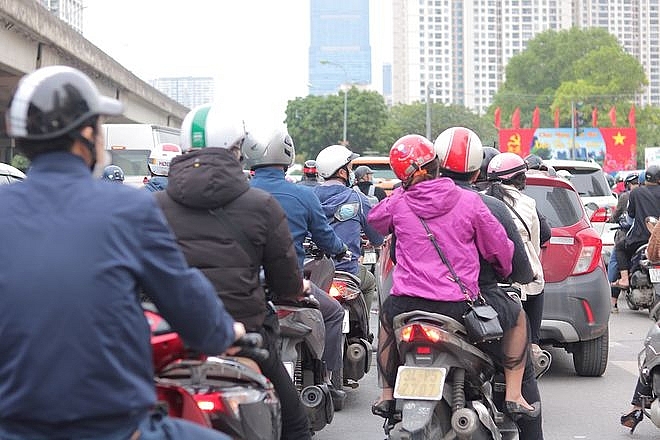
[144, 175, 168, 192]
[314, 181, 384, 274]
[251, 167, 345, 270]
[0, 152, 236, 438]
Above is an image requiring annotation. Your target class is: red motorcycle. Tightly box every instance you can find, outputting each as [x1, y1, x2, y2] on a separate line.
[145, 304, 281, 440]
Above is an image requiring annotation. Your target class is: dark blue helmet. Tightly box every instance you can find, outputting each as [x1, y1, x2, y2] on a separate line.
[102, 165, 124, 183]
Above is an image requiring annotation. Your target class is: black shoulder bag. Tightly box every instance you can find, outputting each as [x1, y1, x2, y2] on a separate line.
[417, 216, 503, 344]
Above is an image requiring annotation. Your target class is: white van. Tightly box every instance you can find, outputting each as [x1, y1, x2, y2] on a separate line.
[103, 124, 181, 186]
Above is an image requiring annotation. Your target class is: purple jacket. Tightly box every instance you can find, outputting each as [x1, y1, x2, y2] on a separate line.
[367, 178, 513, 302]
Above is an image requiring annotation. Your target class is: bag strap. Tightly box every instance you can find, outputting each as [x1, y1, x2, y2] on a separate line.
[500, 197, 532, 240]
[209, 206, 259, 266]
[416, 216, 476, 303]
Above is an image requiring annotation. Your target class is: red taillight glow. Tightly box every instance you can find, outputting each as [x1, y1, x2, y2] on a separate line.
[401, 323, 442, 343]
[590, 206, 612, 223]
[581, 299, 595, 324]
[572, 229, 603, 275]
[329, 281, 345, 300]
[194, 393, 224, 413]
[416, 346, 432, 355]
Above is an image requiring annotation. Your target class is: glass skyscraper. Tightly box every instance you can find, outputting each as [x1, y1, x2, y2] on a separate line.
[308, 0, 372, 96]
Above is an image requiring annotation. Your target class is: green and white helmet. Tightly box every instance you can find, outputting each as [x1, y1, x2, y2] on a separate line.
[180, 104, 246, 152]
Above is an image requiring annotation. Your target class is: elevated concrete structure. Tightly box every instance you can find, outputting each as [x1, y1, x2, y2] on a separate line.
[0, 0, 189, 162]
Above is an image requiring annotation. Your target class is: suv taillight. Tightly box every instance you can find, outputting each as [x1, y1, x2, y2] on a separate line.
[590, 206, 612, 223]
[572, 229, 603, 276]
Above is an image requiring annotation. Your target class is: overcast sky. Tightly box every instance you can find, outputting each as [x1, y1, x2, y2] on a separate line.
[82, 0, 392, 129]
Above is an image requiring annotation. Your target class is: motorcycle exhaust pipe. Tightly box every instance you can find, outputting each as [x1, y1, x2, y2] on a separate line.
[451, 407, 481, 439]
[300, 385, 331, 431]
[346, 342, 366, 363]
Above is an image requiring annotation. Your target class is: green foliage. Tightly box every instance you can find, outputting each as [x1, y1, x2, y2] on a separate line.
[11, 154, 30, 172]
[285, 88, 388, 160]
[489, 27, 647, 129]
[636, 105, 660, 167]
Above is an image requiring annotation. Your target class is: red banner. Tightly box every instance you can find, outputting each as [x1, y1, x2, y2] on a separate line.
[600, 127, 637, 172]
[511, 107, 521, 129]
[628, 105, 636, 128]
[553, 108, 560, 128]
[498, 129, 536, 157]
[592, 107, 598, 127]
[494, 107, 501, 129]
[532, 107, 540, 129]
[609, 106, 617, 126]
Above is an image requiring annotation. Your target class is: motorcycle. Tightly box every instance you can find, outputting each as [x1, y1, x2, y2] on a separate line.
[273, 295, 334, 432]
[625, 216, 660, 318]
[145, 304, 282, 440]
[329, 270, 373, 391]
[636, 320, 660, 429]
[303, 237, 373, 395]
[382, 310, 522, 440]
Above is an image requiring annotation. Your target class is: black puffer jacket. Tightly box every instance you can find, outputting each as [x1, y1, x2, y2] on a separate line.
[155, 148, 302, 330]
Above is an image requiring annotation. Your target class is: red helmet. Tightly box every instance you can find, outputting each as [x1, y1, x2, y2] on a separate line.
[433, 127, 483, 173]
[389, 135, 437, 182]
[487, 152, 527, 181]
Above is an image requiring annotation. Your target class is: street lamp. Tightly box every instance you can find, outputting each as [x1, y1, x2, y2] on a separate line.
[320, 60, 348, 144]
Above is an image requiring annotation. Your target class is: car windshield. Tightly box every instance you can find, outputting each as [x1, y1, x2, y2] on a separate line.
[523, 185, 584, 227]
[556, 169, 611, 197]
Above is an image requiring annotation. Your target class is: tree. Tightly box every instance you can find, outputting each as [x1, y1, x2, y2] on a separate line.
[285, 88, 388, 159]
[489, 27, 647, 129]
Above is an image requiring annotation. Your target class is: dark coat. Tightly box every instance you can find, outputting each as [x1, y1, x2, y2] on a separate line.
[156, 148, 302, 330]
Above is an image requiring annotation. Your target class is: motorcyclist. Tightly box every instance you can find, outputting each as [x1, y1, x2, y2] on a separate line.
[245, 128, 349, 410]
[368, 132, 539, 425]
[153, 105, 312, 440]
[313, 145, 385, 320]
[524, 153, 557, 177]
[614, 164, 660, 289]
[144, 143, 182, 192]
[353, 165, 387, 204]
[608, 172, 640, 310]
[485, 153, 548, 367]
[298, 159, 321, 186]
[102, 164, 125, 183]
[0, 65, 241, 440]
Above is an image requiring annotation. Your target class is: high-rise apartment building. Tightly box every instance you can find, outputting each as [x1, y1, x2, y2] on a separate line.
[393, 0, 659, 114]
[308, 0, 372, 95]
[39, 0, 84, 33]
[149, 77, 215, 110]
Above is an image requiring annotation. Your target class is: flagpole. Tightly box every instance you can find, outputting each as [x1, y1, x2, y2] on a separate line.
[571, 101, 575, 160]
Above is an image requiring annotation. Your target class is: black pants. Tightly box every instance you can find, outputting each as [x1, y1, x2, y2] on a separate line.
[615, 239, 645, 271]
[523, 291, 544, 345]
[258, 311, 312, 440]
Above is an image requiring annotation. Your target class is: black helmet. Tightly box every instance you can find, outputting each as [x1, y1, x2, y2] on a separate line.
[6, 65, 123, 141]
[624, 172, 640, 185]
[102, 165, 124, 183]
[477, 146, 500, 182]
[645, 165, 660, 183]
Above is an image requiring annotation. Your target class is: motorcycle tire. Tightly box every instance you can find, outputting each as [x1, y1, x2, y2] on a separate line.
[626, 295, 640, 311]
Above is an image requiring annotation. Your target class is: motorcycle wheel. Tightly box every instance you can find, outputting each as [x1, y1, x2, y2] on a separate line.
[626, 294, 640, 311]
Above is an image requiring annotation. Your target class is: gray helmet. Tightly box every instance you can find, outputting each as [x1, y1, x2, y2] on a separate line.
[354, 165, 374, 181]
[242, 128, 295, 170]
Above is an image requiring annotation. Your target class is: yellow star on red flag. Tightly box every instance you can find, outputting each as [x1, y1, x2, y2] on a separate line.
[613, 131, 626, 145]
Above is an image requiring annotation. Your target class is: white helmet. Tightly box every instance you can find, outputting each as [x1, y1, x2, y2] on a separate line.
[433, 126, 483, 174]
[180, 104, 246, 152]
[148, 143, 182, 176]
[316, 144, 360, 179]
[242, 127, 295, 170]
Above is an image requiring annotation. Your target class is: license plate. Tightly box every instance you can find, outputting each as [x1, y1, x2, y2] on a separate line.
[362, 251, 377, 265]
[393, 366, 446, 400]
[650, 268, 660, 283]
[283, 361, 294, 379]
[342, 309, 350, 333]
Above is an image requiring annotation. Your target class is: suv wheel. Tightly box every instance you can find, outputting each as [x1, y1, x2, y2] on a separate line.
[573, 328, 609, 377]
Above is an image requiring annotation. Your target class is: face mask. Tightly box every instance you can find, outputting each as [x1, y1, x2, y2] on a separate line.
[347, 170, 355, 187]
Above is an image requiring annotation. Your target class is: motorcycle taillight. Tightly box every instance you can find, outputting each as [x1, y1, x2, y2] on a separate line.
[194, 392, 225, 413]
[330, 279, 360, 301]
[401, 323, 443, 343]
